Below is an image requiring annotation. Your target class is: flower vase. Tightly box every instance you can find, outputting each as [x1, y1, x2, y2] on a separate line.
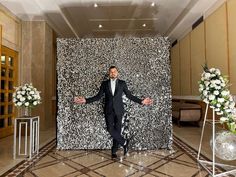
[23, 107, 31, 117]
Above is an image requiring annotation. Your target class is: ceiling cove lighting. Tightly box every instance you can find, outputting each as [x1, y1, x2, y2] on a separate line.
[94, 3, 98, 7]
[151, 2, 155, 7]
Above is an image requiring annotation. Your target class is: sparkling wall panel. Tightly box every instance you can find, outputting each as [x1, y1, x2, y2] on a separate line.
[57, 37, 172, 150]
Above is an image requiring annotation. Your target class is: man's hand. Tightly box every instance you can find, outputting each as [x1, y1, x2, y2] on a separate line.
[74, 96, 86, 104]
[142, 97, 153, 105]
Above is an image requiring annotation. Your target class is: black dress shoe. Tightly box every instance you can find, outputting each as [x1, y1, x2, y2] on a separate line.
[111, 154, 118, 158]
[123, 139, 129, 156]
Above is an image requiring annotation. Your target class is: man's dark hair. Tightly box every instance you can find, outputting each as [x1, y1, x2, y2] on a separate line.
[109, 66, 117, 71]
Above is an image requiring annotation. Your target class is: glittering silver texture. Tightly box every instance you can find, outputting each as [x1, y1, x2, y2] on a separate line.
[57, 37, 172, 150]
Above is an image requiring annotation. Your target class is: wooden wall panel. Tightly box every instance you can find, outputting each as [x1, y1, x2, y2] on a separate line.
[180, 34, 191, 95]
[171, 43, 180, 95]
[227, 0, 236, 94]
[205, 3, 228, 75]
[190, 23, 206, 95]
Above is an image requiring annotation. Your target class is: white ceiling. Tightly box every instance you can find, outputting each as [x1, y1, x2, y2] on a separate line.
[0, 0, 221, 41]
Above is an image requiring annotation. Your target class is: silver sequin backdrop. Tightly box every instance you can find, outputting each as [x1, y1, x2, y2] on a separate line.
[57, 37, 172, 150]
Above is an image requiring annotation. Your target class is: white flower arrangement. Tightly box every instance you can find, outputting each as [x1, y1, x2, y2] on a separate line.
[13, 83, 41, 108]
[199, 65, 236, 133]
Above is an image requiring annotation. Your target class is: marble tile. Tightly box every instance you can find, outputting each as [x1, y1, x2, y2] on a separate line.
[63, 171, 82, 177]
[87, 171, 104, 177]
[64, 160, 85, 170]
[148, 159, 168, 169]
[55, 150, 86, 158]
[72, 153, 108, 167]
[35, 155, 56, 166]
[23, 172, 35, 177]
[32, 162, 76, 177]
[155, 161, 200, 177]
[125, 153, 160, 167]
[95, 162, 137, 177]
[143, 174, 158, 177]
[77, 174, 90, 177]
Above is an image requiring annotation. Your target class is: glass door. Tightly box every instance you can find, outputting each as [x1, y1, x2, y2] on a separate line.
[0, 46, 18, 138]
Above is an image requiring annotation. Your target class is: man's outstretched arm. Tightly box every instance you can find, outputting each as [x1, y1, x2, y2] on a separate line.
[74, 82, 105, 104]
[123, 82, 153, 105]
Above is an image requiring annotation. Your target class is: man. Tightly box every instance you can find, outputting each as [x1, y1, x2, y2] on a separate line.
[74, 66, 153, 158]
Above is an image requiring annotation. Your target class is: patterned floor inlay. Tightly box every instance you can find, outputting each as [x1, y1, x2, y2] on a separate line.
[2, 136, 235, 177]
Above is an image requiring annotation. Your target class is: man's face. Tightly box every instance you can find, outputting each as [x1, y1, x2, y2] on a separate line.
[109, 68, 118, 79]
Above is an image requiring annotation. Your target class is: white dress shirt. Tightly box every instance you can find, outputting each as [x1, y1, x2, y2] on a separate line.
[110, 79, 117, 96]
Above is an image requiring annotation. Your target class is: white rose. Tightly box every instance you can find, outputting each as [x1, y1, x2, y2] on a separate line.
[21, 91, 26, 95]
[24, 102, 29, 106]
[215, 80, 221, 84]
[13, 98, 17, 102]
[17, 102, 22, 106]
[215, 69, 221, 75]
[211, 80, 215, 84]
[204, 81, 210, 86]
[218, 98, 225, 103]
[210, 84, 216, 88]
[205, 73, 211, 78]
[210, 68, 216, 72]
[199, 88, 203, 92]
[221, 90, 229, 96]
[30, 91, 35, 95]
[221, 83, 226, 87]
[217, 111, 223, 115]
[216, 104, 221, 107]
[203, 90, 208, 96]
[209, 95, 215, 100]
[211, 74, 216, 77]
[213, 90, 219, 95]
[215, 108, 220, 112]
[33, 101, 38, 105]
[22, 86, 27, 90]
[17, 94, 22, 99]
[20, 97, 25, 102]
[220, 117, 228, 122]
[26, 88, 31, 91]
[27, 96, 32, 100]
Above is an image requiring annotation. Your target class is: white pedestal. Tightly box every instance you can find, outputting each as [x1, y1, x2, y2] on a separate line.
[13, 116, 40, 159]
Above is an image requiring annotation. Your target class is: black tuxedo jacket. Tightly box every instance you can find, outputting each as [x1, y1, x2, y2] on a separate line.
[86, 79, 142, 116]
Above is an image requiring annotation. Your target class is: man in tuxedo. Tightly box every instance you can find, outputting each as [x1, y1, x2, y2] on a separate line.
[74, 66, 153, 158]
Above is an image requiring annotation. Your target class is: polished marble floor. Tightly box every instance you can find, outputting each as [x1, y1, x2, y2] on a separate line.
[4, 137, 210, 177]
[1, 124, 236, 177]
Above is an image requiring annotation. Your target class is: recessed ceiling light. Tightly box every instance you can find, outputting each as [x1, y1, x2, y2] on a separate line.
[151, 2, 155, 7]
[94, 3, 98, 7]
[142, 23, 146, 27]
[98, 24, 103, 28]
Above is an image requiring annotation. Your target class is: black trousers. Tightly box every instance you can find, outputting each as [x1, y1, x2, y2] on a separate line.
[105, 110, 125, 154]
